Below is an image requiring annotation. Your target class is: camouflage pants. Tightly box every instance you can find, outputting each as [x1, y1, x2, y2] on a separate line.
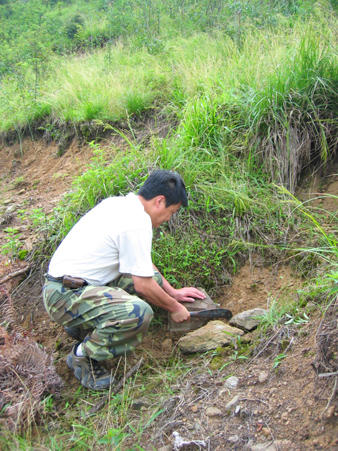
[42, 272, 162, 361]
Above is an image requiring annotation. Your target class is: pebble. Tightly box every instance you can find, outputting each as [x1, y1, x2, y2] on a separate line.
[261, 427, 270, 438]
[258, 371, 269, 383]
[6, 204, 17, 214]
[225, 395, 240, 411]
[228, 434, 239, 443]
[250, 440, 292, 451]
[225, 376, 239, 389]
[326, 405, 335, 418]
[206, 406, 222, 417]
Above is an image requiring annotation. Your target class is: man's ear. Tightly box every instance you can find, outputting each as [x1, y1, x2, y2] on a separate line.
[155, 195, 166, 207]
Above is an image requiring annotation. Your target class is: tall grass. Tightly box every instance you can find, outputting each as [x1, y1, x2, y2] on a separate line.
[2, 12, 338, 191]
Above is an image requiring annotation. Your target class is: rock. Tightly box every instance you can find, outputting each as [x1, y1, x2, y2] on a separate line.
[230, 308, 268, 331]
[250, 440, 292, 451]
[228, 435, 239, 443]
[205, 406, 222, 417]
[158, 446, 172, 451]
[281, 411, 288, 421]
[225, 395, 240, 411]
[325, 405, 335, 418]
[261, 427, 271, 438]
[5, 204, 17, 214]
[161, 338, 173, 352]
[225, 376, 239, 389]
[131, 397, 151, 410]
[258, 371, 269, 384]
[178, 321, 244, 354]
[168, 288, 220, 332]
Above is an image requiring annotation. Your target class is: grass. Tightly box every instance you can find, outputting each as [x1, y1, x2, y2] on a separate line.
[0, 344, 194, 451]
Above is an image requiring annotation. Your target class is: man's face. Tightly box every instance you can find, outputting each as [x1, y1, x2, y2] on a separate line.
[151, 197, 181, 228]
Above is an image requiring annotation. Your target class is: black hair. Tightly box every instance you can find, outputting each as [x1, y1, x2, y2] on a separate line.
[138, 170, 188, 207]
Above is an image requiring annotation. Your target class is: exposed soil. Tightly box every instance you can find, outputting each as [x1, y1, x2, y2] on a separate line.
[1, 139, 338, 450]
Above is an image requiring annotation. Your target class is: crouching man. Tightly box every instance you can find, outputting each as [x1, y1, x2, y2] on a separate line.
[43, 170, 205, 390]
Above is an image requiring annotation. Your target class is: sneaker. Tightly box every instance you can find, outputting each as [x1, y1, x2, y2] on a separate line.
[66, 343, 116, 390]
[65, 326, 91, 342]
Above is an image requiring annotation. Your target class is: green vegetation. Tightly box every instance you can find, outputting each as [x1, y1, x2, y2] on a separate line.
[1, 0, 338, 449]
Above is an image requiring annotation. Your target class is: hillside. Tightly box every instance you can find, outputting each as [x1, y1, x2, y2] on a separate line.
[1, 0, 338, 449]
[0, 134, 337, 450]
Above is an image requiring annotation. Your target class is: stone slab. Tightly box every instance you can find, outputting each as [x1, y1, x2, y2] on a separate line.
[167, 288, 220, 332]
[178, 320, 244, 354]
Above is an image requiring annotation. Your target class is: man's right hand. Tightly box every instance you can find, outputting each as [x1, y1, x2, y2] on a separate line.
[170, 304, 191, 323]
[132, 275, 191, 322]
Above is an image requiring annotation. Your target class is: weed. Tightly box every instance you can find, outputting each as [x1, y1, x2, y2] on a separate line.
[273, 353, 287, 370]
[1, 227, 26, 260]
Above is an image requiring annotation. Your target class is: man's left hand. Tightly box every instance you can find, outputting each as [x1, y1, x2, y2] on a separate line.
[172, 287, 206, 303]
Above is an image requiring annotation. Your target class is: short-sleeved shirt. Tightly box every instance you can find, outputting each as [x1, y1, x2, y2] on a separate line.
[48, 193, 154, 285]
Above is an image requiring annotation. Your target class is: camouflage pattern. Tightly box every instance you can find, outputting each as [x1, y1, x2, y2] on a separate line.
[43, 272, 163, 361]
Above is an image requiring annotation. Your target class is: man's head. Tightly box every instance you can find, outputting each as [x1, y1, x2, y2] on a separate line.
[138, 170, 188, 208]
[137, 170, 188, 228]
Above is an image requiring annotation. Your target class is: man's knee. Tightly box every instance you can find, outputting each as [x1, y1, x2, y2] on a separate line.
[132, 299, 154, 328]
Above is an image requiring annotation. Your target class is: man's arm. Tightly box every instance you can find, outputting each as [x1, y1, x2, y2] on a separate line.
[153, 264, 206, 303]
[132, 275, 191, 323]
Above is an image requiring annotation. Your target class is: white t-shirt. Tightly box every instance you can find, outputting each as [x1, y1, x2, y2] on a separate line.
[48, 193, 154, 285]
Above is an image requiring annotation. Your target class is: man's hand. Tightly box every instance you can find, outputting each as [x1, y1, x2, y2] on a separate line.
[170, 303, 191, 323]
[172, 287, 206, 303]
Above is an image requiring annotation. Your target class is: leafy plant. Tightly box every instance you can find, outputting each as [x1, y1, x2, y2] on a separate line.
[1, 227, 27, 260]
[273, 353, 287, 369]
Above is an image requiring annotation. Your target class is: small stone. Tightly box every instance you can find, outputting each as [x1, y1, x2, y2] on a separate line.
[326, 406, 335, 418]
[228, 435, 239, 443]
[234, 405, 241, 415]
[258, 371, 269, 384]
[131, 397, 151, 410]
[191, 405, 198, 413]
[225, 395, 240, 411]
[261, 427, 270, 438]
[225, 376, 239, 389]
[18, 189, 25, 195]
[6, 204, 17, 214]
[206, 406, 222, 417]
[230, 308, 268, 331]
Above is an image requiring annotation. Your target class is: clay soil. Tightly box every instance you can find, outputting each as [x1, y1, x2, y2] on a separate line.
[1, 138, 338, 450]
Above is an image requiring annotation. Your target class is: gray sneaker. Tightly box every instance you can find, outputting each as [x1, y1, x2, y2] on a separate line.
[65, 326, 92, 342]
[66, 343, 116, 390]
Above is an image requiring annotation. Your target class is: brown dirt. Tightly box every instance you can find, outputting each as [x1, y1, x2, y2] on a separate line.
[1, 139, 338, 450]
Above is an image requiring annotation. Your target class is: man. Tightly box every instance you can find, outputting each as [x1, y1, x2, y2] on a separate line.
[43, 170, 205, 390]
